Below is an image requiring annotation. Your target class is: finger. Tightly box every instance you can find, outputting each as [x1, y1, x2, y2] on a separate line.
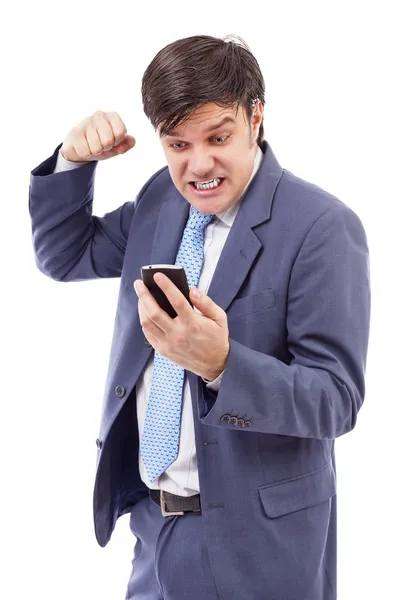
[72, 122, 91, 159]
[105, 111, 128, 146]
[85, 122, 104, 156]
[134, 280, 173, 333]
[152, 273, 194, 322]
[138, 298, 164, 339]
[92, 111, 116, 151]
[190, 288, 227, 327]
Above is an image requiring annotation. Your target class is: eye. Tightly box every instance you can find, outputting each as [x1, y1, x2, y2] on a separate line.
[168, 134, 231, 151]
[169, 142, 186, 150]
[211, 135, 230, 144]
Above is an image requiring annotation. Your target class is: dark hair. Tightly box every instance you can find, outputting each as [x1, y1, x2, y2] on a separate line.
[141, 34, 266, 145]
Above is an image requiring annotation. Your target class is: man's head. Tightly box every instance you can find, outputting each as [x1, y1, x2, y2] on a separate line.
[142, 35, 265, 215]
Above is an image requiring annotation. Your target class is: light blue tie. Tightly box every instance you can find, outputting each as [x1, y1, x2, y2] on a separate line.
[140, 206, 214, 483]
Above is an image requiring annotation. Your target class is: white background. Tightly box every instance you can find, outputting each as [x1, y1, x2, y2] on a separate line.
[1, 1, 399, 598]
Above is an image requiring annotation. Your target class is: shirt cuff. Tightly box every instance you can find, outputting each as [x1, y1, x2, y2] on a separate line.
[53, 150, 89, 173]
[202, 369, 225, 391]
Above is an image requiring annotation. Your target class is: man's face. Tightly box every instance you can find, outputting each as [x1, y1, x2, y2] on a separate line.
[159, 102, 263, 215]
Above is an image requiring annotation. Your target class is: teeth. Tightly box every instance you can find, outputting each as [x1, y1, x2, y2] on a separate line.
[194, 178, 221, 190]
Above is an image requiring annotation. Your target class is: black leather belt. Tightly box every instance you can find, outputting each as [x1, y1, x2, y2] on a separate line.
[149, 488, 201, 517]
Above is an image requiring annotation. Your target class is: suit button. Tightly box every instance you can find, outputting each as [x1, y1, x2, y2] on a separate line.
[229, 417, 238, 426]
[220, 414, 231, 424]
[243, 420, 252, 428]
[96, 438, 102, 449]
[115, 385, 125, 398]
[236, 418, 245, 428]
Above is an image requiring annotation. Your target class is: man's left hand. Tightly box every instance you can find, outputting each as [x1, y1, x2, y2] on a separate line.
[134, 273, 230, 381]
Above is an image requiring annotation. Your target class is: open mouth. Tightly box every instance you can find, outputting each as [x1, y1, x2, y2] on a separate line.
[190, 177, 225, 191]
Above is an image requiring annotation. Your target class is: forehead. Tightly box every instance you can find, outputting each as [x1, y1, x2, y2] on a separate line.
[162, 102, 246, 138]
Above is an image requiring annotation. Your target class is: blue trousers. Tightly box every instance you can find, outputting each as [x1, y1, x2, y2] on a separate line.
[125, 492, 221, 599]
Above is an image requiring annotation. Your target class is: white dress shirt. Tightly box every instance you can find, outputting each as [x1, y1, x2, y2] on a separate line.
[54, 145, 263, 495]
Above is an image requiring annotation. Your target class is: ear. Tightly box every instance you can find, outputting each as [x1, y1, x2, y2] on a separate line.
[251, 100, 263, 140]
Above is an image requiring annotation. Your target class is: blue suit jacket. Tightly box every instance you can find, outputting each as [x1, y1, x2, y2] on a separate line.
[29, 140, 370, 599]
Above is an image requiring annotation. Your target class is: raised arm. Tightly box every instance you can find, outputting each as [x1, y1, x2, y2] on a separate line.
[29, 111, 137, 281]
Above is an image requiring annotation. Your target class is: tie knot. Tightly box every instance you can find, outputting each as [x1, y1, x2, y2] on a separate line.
[187, 207, 214, 231]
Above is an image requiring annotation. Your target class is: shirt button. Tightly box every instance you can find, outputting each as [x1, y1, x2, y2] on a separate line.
[115, 385, 125, 398]
[96, 438, 102, 449]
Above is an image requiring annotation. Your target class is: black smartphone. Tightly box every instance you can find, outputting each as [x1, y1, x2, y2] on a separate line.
[141, 264, 192, 319]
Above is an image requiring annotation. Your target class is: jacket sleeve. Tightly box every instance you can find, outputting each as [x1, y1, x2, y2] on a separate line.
[199, 204, 371, 440]
[29, 143, 151, 282]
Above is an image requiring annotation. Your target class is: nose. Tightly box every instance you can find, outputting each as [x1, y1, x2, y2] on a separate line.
[188, 148, 215, 180]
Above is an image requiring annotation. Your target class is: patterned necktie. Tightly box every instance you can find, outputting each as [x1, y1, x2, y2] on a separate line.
[140, 206, 214, 483]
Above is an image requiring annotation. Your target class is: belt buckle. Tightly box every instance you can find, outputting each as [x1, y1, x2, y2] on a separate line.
[160, 489, 185, 517]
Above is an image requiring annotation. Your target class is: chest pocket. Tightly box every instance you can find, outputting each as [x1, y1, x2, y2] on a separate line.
[227, 288, 275, 320]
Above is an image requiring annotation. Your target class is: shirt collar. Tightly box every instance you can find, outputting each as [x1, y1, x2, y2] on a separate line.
[215, 145, 264, 227]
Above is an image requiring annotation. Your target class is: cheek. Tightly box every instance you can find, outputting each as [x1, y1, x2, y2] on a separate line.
[167, 159, 185, 186]
[228, 160, 249, 182]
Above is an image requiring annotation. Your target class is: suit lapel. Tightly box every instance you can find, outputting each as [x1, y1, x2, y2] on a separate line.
[208, 141, 283, 311]
[207, 210, 262, 311]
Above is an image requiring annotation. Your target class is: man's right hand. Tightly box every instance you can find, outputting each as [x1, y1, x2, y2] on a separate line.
[60, 110, 136, 163]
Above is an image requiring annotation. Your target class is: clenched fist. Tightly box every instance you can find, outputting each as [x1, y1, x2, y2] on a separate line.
[60, 110, 136, 162]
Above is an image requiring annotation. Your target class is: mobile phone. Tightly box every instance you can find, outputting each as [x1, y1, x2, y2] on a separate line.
[141, 264, 192, 318]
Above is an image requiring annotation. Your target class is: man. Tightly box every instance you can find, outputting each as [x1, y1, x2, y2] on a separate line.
[29, 34, 370, 599]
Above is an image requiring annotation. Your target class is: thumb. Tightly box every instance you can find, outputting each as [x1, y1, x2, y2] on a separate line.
[115, 135, 136, 155]
[190, 288, 226, 326]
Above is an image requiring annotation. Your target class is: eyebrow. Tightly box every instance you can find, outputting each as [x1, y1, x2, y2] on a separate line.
[166, 116, 236, 138]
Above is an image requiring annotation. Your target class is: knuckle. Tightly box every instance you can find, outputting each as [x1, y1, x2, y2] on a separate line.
[100, 137, 115, 150]
[113, 131, 127, 145]
[147, 309, 159, 322]
[141, 316, 150, 328]
[116, 124, 127, 137]
[190, 322, 200, 335]
[114, 131, 127, 145]
[91, 147, 103, 156]
[219, 307, 227, 321]
[174, 298, 185, 312]
[175, 334, 187, 346]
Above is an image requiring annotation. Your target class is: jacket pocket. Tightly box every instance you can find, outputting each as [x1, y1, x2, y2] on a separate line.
[227, 288, 275, 320]
[258, 462, 336, 519]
